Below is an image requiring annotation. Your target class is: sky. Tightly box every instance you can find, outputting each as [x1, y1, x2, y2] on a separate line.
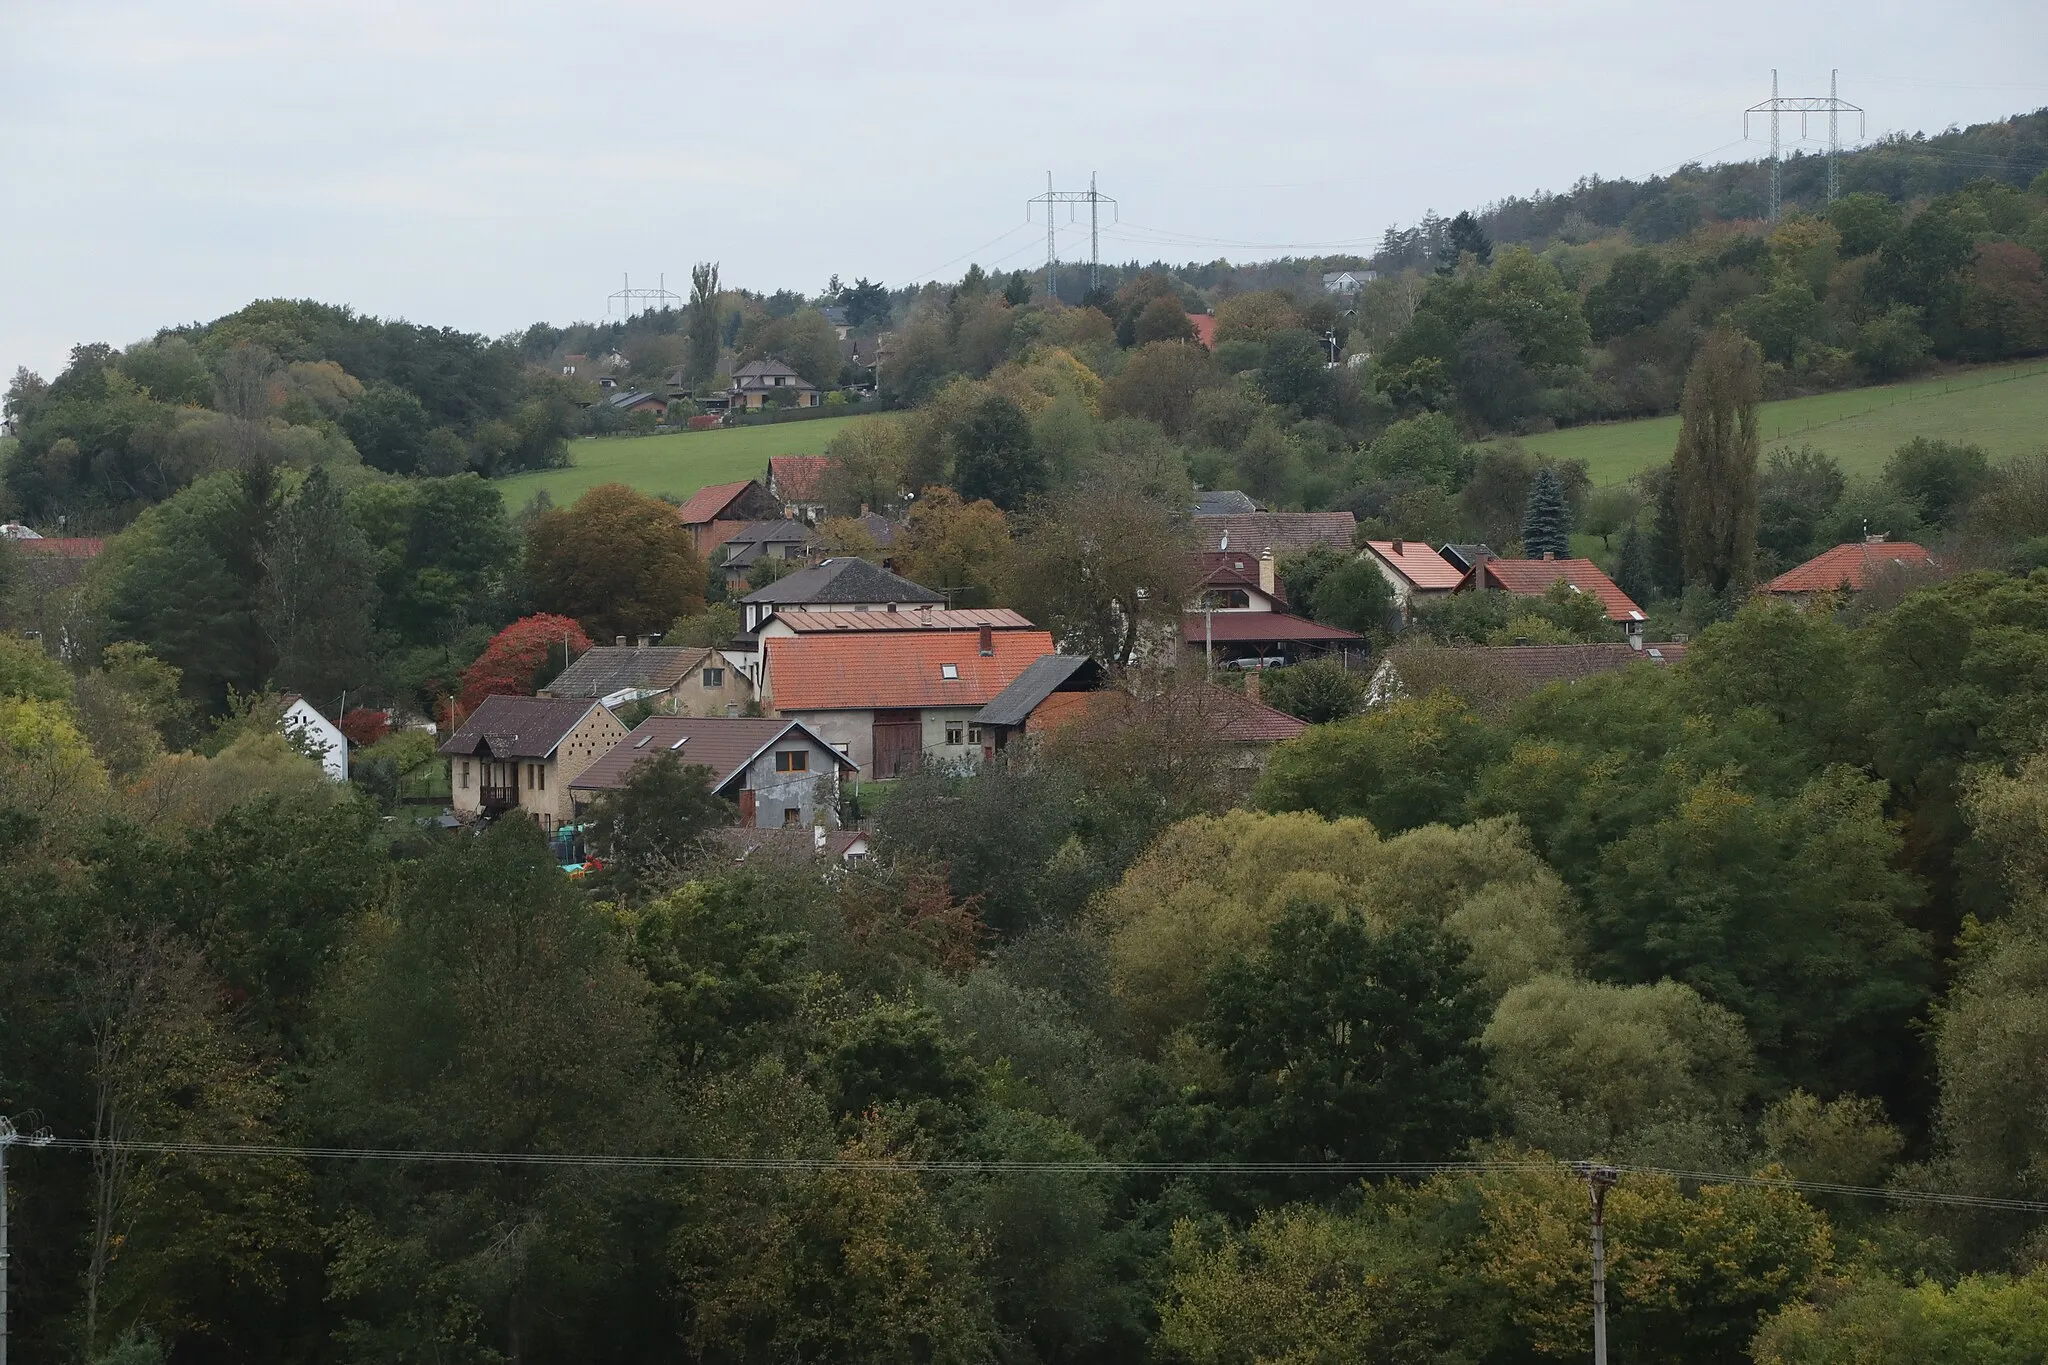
[3, 0, 2045, 381]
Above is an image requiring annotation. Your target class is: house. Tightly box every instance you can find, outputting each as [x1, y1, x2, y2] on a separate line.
[1438, 542, 1497, 575]
[766, 455, 836, 522]
[437, 695, 629, 833]
[710, 825, 871, 865]
[1459, 555, 1647, 632]
[1182, 610, 1365, 668]
[1370, 641, 1690, 707]
[539, 643, 754, 716]
[1189, 313, 1218, 350]
[761, 623, 1058, 777]
[737, 555, 945, 634]
[280, 696, 348, 782]
[568, 716, 857, 830]
[674, 479, 783, 556]
[1321, 268, 1380, 296]
[725, 359, 822, 412]
[820, 306, 853, 340]
[1192, 489, 1259, 516]
[602, 389, 669, 418]
[1195, 549, 1285, 612]
[1192, 511, 1357, 556]
[1763, 536, 1940, 601]
[755, 605, 1038, 646]
[971, 654, 1109, 753]
[1363, 538, 1466, 613]
[715, 520, 822, 591]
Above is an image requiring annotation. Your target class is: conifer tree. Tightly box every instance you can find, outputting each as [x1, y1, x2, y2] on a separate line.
[1672, 328, 1763, 592]
[1616, 520, 1651, 607]
[1520, 466, 1572, 559]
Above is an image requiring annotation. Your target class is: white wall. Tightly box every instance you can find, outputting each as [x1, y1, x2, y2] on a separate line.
[281, 699, 348, 782]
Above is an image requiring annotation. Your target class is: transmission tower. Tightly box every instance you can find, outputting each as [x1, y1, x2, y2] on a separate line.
[1025, 173, 1118, 301]
[1745, 69, 1865, 220]
[606, 272, 684, 319]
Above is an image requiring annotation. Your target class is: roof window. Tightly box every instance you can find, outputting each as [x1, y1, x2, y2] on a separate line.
[940, 664, 959, 679]
[669, 737, 688, 750]
[633, 735, 651, 748]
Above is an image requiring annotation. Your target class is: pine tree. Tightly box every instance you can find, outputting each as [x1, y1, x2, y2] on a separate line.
[1521, 466, 1573, 559]
[1617, 520, 1651, 607]
[1673, 328, 1763, 592]
[1646, 465, 1685, 597]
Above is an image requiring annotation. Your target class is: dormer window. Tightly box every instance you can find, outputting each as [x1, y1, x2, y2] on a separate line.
[940, 664, 959, 679]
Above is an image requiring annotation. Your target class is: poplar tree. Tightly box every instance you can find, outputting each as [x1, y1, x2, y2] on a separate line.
[685, 261, 722, 384]
[1672, 329, 1763, 592]
[1616, 520, 1652, 608]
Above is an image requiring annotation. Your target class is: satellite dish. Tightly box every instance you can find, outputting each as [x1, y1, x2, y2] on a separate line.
[1219, 531, 1229, 552]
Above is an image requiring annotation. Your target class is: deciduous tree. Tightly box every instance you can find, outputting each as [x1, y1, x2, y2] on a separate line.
[525, 482, 706, 639]
[1672, 328, 1762, 592]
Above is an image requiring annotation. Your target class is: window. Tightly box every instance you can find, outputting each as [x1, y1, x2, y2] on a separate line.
[1202, 588, 1251, 611]
[537, 765, 546, 791]
[783, 807, 802, 827]
[525, 764, 535, 790]
[702, 668, 724, 688]
[460, 760, 470, 789]
[968, 725, 983, 746]
[775, 750, 808, 773]
[945, 722, 964, 745]
[940, 663, 959, 679]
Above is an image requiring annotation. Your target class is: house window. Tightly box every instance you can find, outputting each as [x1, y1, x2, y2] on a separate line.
[525, 764, 534, 790]
[968, 725, 983, 746]
[945, 722, 964, 745]
[1203, 588, 1251, 610]
[460, 760, 470, 789]
[775, 750, 808, 773]
[940, 664, 959, 679]
[536, 764, 546, 791]
[702, 667, 725, 688]
[782, 807, 802, 827]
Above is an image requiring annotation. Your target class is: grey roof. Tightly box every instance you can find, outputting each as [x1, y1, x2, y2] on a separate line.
[730, 358, 818, 392]
[1438, 543, 1497, 573]
[541, 645, 711, 699]
[819, 306, 850, 326]
[1193, 489, 1259, 515]
[1194, 512, 1356, 555]
[857, 511, 898, 548]
[971, 654, 1103, 728]
[570, 716, 857, 792]
[603, 388, 665, 410]
[719, 520, 820, 568]
[437, 695, 605, 759]
[739, 556, 944, 607]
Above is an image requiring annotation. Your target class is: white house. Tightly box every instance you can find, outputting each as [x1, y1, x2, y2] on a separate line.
[281, 696, 348, 782]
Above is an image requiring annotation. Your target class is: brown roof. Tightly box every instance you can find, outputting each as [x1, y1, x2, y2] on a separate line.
[541, 645, 713, 699]
[11, 536, 105, 559]
[772, 607, 1037, 633]
[437, 695, 607, 759]
[1363, 539, 1465, 590]
[1197, 552, 1286, 604]
[1764, 540, 1938, 594]
[765, 629, 1057, 712]
[768, 455, 834, 500]
[1193, 511, 1356, 555]
[1465, 557, 1645, 623]
[569, 716, 856, 792]
[675, 479, 766, 526]
[1036, 681, 1307, 744]
[1181, 610, 1364, 644]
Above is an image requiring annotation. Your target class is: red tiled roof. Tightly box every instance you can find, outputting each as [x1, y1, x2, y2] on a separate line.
[1364, 540, 1464, 590]
[774, 607, 1037, 633]
[1189, 314, 1217, 350]
[1468, 557, 1645, 623]
[765, 630, 1057, 712]
[1209, 686, 1309, 742]
[1181, 610, 1364, 643]
[11, 537, 104, 559]
[1764, 540, 1938, 594]
[768, 455, 834, 500]
[675, 480, 758, 526]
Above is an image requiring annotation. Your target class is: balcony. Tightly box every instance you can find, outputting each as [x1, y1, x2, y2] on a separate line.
[479, 783, 519, 814]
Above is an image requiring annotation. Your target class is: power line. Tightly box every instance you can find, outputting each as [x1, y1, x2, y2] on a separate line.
[1746, 68, 1865, 217]
[1026, 174, 1117, 299]
[22, 1138, 2048, 1214]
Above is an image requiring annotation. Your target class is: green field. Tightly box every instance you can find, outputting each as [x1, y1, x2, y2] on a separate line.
[494, 416, 866, 507]
[1508, 359, 2048, 486]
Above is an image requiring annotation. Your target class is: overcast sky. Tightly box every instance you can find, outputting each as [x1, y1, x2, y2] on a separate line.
[3, 0, 2045, 380]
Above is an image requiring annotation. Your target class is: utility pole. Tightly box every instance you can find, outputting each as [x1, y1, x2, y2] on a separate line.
[607, 272, 684, 319]
[1026, 175, 1118, 302]
[1746, 71, 1865, 219]
[1573, 1162, 1619, 1365]
[0, 1113, 55, 1365]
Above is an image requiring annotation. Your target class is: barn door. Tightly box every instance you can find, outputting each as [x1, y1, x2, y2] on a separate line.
[871, 710, 922, 779]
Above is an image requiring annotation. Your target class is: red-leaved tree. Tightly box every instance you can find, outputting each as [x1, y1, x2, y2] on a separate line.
[457, 614, 592, 715]
[339, 707, 392, 748]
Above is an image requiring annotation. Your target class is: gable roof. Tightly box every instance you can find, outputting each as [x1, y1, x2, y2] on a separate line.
[1467, 557, 1645, 623]
[437, 695, 610, 760]
[1764, 539, 1939, 594]
[765, 629, 1058, 711]
[541, 645, 713, 699]
[1028, 681, 1307, 744]
[603, 388, 666, 410]
[1189, 313, 1217, 350]
[1364, 539, 1465, 590]
[733, 358, 803, 380]
[569, 716, 856, 793]
[675, 479, 767, 526]
[1438, 542, 1496, 574]
[1181, 610, 1364, 644]
[1193, 489, 1259, 515]
[718, 520, 821, 568]
[772, 607, 1037, 634]
[1205, 685, 1311, 742]
[1194, 511, 1356, 555]
[972, 654, 1105, 728]
[768, 455, 835, 500]
[731, 359, 819, 392]
[740, 556, 944, 607]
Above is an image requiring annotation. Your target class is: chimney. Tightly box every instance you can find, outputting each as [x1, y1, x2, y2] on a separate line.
[1541, 551, 1555, 561]
[1393, 538, 1404, 554]
[978, 622, 994, 656]
[859, 502, 870, 517]
[615, 635, 626, 646]
[1626, 619, 1645, 651]
[1258, 547, 1275, 597]
[637, 634, 652, 647]
[814, 823, 826, 854]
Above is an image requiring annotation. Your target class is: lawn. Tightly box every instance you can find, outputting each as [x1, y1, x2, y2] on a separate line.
[1505, 358, 2048, 486]
[493, 415, 869, 507]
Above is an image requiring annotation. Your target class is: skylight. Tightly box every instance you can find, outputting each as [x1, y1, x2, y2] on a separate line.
[669, 737, 688, 750]
[940, 664, 959, 679]
[633, 736, 651, 748]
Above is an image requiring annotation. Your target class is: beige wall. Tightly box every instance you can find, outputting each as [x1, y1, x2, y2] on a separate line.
[652, 655, 755, 717]
[448, 705, 627, 830]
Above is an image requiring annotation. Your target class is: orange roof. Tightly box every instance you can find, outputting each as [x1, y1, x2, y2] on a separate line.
[1189, 313, 1217, 349]
[765, 629, 1057, 712]
[1469, 557, 1644, 623]
[768, 455, 834, 500]
[674, 479, 757, 526]
[12, 537, 104, 559]
[1364, 540, 1464, 590]
[1764, 540, 1938, 594]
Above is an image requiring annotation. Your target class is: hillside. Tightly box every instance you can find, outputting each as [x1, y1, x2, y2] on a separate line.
[1508, 357, 2048, 484]
[493, 415, 866, 507]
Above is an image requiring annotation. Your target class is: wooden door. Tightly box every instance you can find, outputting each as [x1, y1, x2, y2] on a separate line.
[871, 709, 922, 779]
